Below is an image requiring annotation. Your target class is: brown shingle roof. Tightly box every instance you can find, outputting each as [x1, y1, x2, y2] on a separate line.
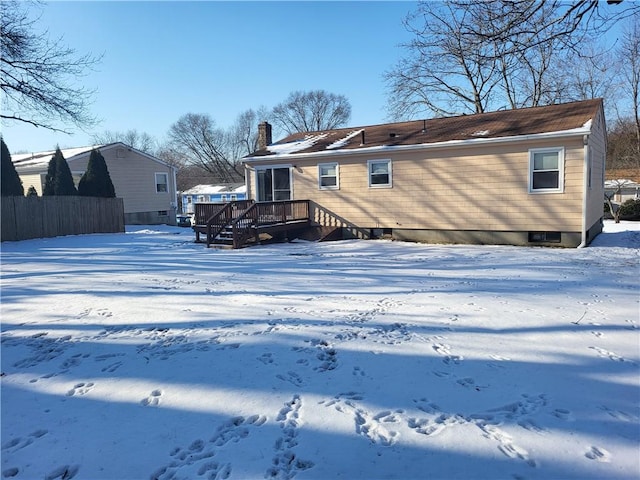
[248, 99, 602, 158]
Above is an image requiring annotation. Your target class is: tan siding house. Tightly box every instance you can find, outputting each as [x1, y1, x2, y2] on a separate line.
[243, 99, 606, 247]
[13, 143, 178, 225]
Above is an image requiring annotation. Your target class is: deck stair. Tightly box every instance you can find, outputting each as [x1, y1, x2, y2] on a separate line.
[193, 200, 311, 248]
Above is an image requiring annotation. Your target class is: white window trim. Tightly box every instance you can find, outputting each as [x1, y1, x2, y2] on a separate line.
[155, 172, 169, 193]
[318, 162, 340, 190]
[253, 164, 293, 202]
[528, 147, 564, 194]
[368, 159, 392, 188]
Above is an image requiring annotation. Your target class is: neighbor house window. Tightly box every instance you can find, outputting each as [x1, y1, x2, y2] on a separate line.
[529, 148, 564, 193]
[368, 159, 392, 188]
[221, 194, 228, 202]
[155, 173, 168, 193]
[318, 162, 339, 189]
[231, 194, 238, 201]
[197, 195, 205, 203]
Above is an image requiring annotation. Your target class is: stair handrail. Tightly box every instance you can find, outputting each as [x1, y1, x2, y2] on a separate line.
[231, 203, 259, 249]
[205, 200, 254, 247]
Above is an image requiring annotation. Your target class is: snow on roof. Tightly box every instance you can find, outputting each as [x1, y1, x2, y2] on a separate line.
[471, 130, 490, 137]
[605, 179, 639, 188]
[12, 145, 105, 170]
[181, 184, 246, 195]
[266, 133, 328, 155]
[326, 129, 364, 150]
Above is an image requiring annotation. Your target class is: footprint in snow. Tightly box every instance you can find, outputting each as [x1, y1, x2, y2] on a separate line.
[197, 461, 231, 479]
[44, 464, 80, 480]
[258, 353, 274, 364]
[585, 446, 611, 462]
[101, 361, 123, 373]
[2, 467, 19, 478]
[589, 346, 634, 364]
[1, 430, 48, 453]
[267, 395, 315, 478]
[141, 389, 163, 406]
[276, 371, 305, 387]
[551, 408, 573, 421]
[66, 382, 95, 397]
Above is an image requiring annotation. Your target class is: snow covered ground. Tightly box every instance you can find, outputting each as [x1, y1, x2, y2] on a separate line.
[1, 221, 638, 480]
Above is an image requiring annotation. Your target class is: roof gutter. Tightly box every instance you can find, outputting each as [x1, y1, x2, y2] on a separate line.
[243, 127, 592, 163]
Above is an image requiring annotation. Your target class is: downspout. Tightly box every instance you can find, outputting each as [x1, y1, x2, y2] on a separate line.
[172, 166, 178, 217]
[578, 134, 590, 248]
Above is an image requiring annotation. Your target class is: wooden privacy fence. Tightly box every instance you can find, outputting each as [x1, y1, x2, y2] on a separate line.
[1, 196, 125, 242]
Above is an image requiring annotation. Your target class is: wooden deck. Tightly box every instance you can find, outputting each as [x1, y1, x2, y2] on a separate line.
[193, 200, 311, 248]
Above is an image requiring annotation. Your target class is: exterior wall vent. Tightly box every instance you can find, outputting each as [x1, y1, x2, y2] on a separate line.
[528, 231, 561, 243]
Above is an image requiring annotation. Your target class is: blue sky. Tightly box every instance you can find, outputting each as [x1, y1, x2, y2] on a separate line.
[2, 1, 416, 153]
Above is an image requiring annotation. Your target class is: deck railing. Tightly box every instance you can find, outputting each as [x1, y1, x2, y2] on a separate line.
[231, 200, 310, 249]
[194, 200, 254, 247]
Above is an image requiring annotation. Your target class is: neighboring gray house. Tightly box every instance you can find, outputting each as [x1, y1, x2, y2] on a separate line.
[605, 179, 639, 205]
[12, 142, 178, 225]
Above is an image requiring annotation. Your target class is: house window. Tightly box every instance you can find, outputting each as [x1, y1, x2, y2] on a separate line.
[221, 194, 228, 202]
[187, 196, 192, 204]
[231, 194, 237, 201]
[197, 195, 205, 203]
[529, 148, 564, 193]
[318, 162, 339, 189]
[155, 173, 168, 193]
[368, 159, 392, 188]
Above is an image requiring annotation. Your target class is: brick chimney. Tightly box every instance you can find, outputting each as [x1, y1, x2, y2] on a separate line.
[258, 122, 272, 150]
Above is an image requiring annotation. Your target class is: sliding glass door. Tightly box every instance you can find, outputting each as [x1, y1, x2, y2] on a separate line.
[256, 167, 291, 202]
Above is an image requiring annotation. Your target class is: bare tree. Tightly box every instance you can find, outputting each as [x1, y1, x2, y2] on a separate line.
[455, 0, 638, 58]
[91, 129, 157, 154]
[386, 0, 636, 118]
[550, 42, 616, 105]
[608, 117, 640, 171]
[155, 142, 185, 169]
[617, 18, 640, 161]
[228, 106, 271, 158]
[271, 90, 351, 135]
[386, 2, 499, 118]
[0, 0, 101, 132]
[167, 113, 242, 183]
